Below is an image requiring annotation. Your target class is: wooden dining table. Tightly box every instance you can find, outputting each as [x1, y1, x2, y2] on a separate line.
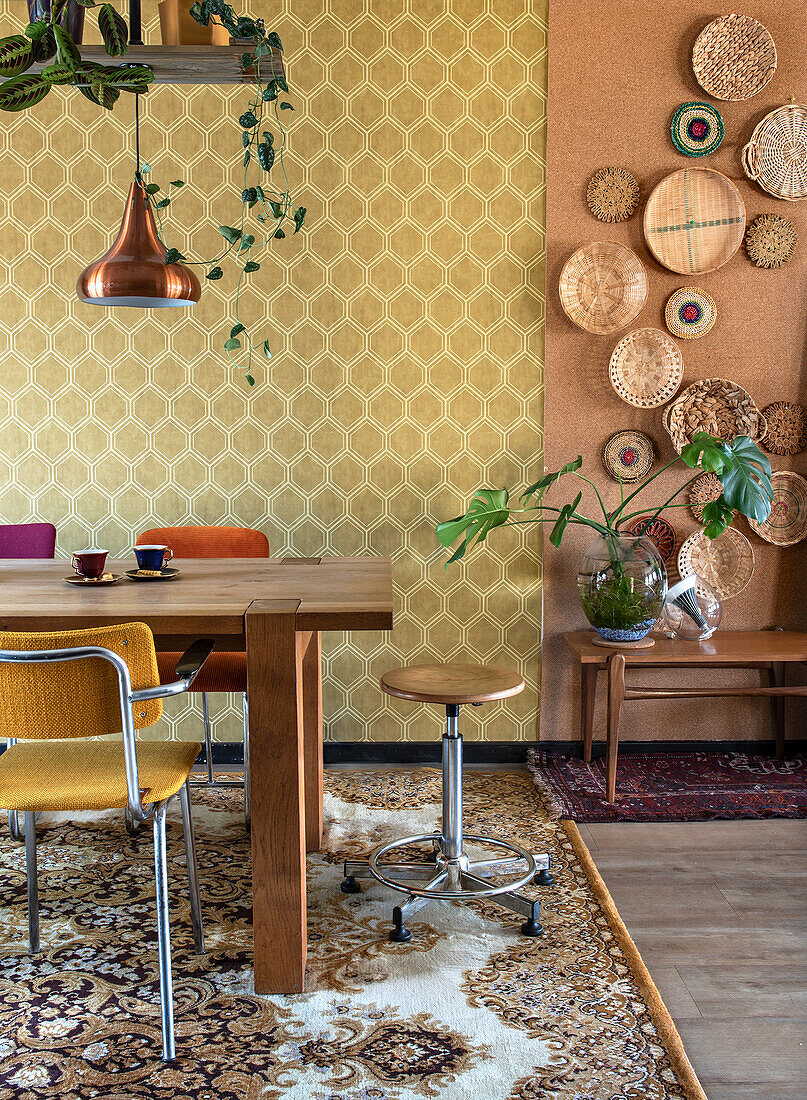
[0, 555, 393, 994]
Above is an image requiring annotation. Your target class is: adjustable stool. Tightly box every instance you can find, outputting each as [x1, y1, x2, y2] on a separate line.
[340, 663, 553, 942]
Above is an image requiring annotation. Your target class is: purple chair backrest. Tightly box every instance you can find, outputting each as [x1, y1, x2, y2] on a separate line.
[0, 522, 57, 559]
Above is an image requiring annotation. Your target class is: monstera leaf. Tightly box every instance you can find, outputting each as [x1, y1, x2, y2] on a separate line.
[0, 73, 50, 111]
[521, 456, 582, 506]
[0, 35, 34, 78]
[681, 432, 772, 524]
[436, 489, 510, 564]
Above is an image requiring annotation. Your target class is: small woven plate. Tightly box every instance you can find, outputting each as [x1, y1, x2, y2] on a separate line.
[602, 430, 655, 483]
[665, 287, 716, 340]
[761, 402, 807, 455]
[748, 471, 807, 546]
[743, 106, 807, 202]
[745, 214, 797, 268]
[677, 528, 754, 600]
[586, 167, 640, 222]
[559, 242, 648, 334]
[671, 102, 725, 157]
[609, 328, 683, 408]
[692, 14, 777, 101]
[688, 471, 736, 524]
[623, 516, 677, 563]
[644, 168, 745, 274]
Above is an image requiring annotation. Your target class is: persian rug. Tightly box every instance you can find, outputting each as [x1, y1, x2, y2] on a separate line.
[0, 770, 704, 1099]
[528, 749, 807, 823]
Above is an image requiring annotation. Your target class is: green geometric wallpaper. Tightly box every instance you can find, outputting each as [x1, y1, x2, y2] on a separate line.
[0, 0, 547, 743]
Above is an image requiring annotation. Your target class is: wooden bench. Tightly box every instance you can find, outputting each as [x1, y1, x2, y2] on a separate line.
[563, 630, 807, 801]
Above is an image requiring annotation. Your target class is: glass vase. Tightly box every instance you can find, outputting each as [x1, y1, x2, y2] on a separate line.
[577, 533, 667, 642]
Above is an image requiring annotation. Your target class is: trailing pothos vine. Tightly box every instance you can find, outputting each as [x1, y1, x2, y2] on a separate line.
[0, 0, 305, 385]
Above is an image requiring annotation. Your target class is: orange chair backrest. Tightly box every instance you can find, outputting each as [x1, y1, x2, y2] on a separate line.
[136, 525, 270, 559]
[0, 622, 162, 739]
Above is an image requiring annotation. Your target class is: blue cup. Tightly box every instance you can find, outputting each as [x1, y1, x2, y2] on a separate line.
[134, 544, 172, 571]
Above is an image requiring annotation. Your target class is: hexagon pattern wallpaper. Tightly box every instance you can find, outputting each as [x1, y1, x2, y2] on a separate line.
[0, 0, 546, 743]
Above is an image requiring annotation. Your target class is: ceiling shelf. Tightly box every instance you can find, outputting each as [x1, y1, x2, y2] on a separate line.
[26, 44, 285, 85]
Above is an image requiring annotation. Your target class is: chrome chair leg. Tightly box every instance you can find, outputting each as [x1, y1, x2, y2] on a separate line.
[153, 801, 175, 1062]
[9, 809, 23, 842]
[25, 811, 39, 954]
[179, 781, 205, 956]
[201, 692, 214, 785]
[243, 691, 251, 831]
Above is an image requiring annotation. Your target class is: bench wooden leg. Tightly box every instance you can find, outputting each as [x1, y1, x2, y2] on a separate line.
[606, 653, 625, 803]
[581, 664, 597, 762]
[768, 661, 786, 760]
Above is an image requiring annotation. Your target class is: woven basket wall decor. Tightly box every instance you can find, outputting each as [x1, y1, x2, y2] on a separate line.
[692, 14, 777, 101]
[688, 471, 736, 524]
[671, 102, 724, 157]
[761, 401, 807, 455]
[742, 105, 807, 201]
[677, 528, 754, 599]
[586, 168, 640, 222]
[748, 470, 807, 546]
[558, 242, 648, 334]
[609, 328, 683, 408]
[663, 377, 767, 453]
[602, 430, 655, 483]
[623, 516, 677, 563]
[744, 213, 797, 267]
[665, 287, 717, 339]
[644, 168, 745, 274]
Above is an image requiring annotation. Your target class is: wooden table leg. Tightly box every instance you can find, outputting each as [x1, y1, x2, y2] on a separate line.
[768, 661, 786, 759]
[301, 630, 324, 851]
[605, 653, 625, 803]
[581, 663, 597, 762]
[246, 600, 307, 994]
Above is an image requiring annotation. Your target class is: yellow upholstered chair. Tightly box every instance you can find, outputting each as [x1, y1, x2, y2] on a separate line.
[0, 622, 214, 1062]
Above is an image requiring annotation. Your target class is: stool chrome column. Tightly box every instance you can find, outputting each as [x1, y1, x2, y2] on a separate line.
[340, 664, 553, 942]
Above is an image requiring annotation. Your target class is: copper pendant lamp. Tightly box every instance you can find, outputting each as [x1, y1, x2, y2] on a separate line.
[77, 96, 200, 308]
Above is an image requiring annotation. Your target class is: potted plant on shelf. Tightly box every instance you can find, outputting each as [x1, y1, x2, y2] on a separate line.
[437, 433, 773, 643]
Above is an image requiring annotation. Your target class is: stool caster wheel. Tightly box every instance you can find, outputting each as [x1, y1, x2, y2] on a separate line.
[520, 917, 543, 937]
[340, 876, 361, 894]
[390, 907, 412, 943]
[534, 869, 554, 886]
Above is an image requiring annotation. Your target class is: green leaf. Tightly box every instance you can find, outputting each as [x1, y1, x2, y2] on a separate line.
[140, 162, 151, 174]
[269, 199, 283, 218]
[701, 498, 734, 540]
[224, 337, 241, 351]
[263, 339, 272, 359]
[720, 435, 773, 523]
[238, 109, 257, 128]
[218, 225, 242, 245]
[53, 24, 80, 69]
[95, 64, 154, 89]
[75, 82, 100, 105]
[436, 489, 510, 564]
[521, 456, 583, 505]
[257, 135, 275, 172]
[164, 247, 186, 264]
[75, 0, 97, 7]
[246, 374, 255, 386]
[244, 260, 260, 272]
[293, 206, 306, 233]
[170, 179, 185, 188]
[548, 491, 582, 548]
[280, 100, 293, 110]
[25, 22, 47, 41]
[237, 233, 255, 252]
[0, 73, 50, 112]
[31, 27, 56, 63]
[154, 198, 170, 209]
[145, 182, 160, 194]
[262, 81, 278, 101]
[97, 3, 128, 57]
[230, 323, 245, 338]
[96, 82, 121, 109]
[206, 266, 223, 280]
[0, 35, 34, 78]
[41, 62, 74, 84]
[273, 227, 285, 239]
[266, 31, 283, 50]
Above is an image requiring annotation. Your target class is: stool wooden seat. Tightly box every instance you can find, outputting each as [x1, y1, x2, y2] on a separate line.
[381, 663, 524, 705]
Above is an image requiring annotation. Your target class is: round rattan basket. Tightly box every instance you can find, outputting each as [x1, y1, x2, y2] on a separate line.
[601, 430, 655, 483]
[663, 377, 767, 453]
[688, 471, 736, 525]
[559, 242, 648, 334]
[692, 14, 777, 101]
[644, 168, 745, 274]
[609, 328, 683, 408]
[748, 470, 807, 546]
[761, 401, 807, 455]
[586, 167, 640, 222]
[742, 104, 807, 201]
[677, 528, 755, 600]
[623, 516, 677, 563]
[744, 214, 797, 268]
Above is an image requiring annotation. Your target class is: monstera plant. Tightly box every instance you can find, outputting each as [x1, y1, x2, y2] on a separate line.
[437, 433, 773, 642]
[0, 0, 305, 383]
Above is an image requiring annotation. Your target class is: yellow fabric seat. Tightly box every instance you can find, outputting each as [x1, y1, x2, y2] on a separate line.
[0, 739, 201, 812]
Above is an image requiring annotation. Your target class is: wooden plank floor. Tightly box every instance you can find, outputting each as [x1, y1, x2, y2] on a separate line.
[583, 819, 807, 1099]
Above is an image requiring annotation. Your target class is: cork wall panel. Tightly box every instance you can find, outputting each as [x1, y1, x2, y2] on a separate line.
[0, 0, 547, 743]
[544, 0, 807, 745]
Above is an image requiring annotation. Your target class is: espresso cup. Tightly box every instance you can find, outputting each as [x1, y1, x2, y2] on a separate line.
[72, 548, 109, 579]
[134, 545, 172, 572]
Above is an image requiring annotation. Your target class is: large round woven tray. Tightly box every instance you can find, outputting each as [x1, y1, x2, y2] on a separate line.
[761, 401, 807, 455]
[644, 168, 745, 274]
[609, 328, 683, 408]
[692, 14, 777, 101]
[602, 430, 655, 483]
[677, 528, 754, 600]
[558, 242, 648, 334]
[748, 471, 807, 546]
[742, 105, 807, 202]
[663, 377, 767, 453]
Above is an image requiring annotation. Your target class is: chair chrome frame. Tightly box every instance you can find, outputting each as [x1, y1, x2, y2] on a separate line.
[0, 635, 214, 1062]
[189, 689, 250, 831]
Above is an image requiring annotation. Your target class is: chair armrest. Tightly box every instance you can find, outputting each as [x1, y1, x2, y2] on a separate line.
[130, 638, 215, 702]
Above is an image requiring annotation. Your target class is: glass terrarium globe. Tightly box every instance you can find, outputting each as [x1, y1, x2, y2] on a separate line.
[577, 533, 667, 643]
[660, 574, 722, 640]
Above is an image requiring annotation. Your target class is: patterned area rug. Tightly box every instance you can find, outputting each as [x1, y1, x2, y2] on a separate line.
[528, 750, 807, 823]
[0, 770, 704, 1099]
